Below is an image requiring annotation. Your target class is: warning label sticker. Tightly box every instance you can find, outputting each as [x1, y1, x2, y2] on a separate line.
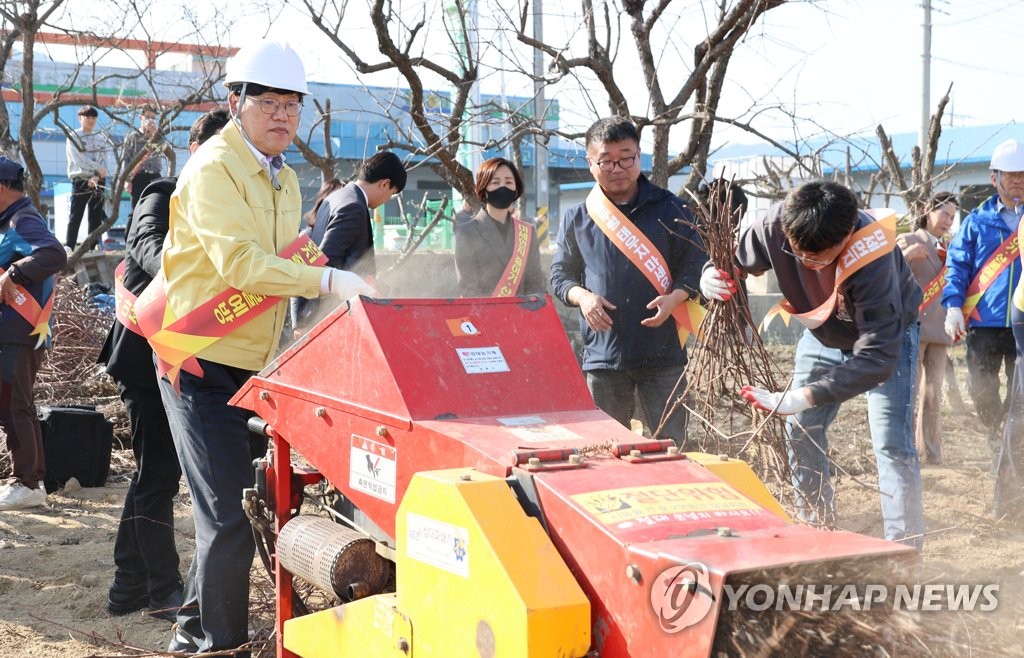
[406, 513, 469, 578]
[572, 482, 761, 525]
[506, 424, 582, 443]
[497, 415, 546, 426]
[350, 434, 397, 503]
[456, 346, 510, 374]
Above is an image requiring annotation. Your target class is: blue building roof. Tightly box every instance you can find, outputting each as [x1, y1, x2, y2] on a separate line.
[709, 122, 1023, 175]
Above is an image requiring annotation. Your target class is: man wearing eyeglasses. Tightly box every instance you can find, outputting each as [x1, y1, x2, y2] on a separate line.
[154, 40, 372, 656]
[551, 116, 705, 445]
[942, 138, 1024, 479]
[700, 181, 925, 550]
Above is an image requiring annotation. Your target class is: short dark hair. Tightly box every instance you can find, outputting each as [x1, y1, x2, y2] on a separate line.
[474, 157, 524, 204]
[227, 82, 303, 99]
[78, 105, 98, 117]
[358, 151, 406, 193]
[585, 116, 640, 150]
[188, 109, 230, 147]
[916, 191, 959, 229]
[781, 181, 860, 252]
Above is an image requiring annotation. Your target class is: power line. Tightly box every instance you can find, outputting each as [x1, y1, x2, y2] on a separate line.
[931, 55, 1024, 78]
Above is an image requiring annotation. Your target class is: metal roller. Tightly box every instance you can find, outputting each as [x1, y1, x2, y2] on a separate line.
[277, 516, 390, 601]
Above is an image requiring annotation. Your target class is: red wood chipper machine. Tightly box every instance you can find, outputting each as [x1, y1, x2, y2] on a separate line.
[231, 295, 917, 658]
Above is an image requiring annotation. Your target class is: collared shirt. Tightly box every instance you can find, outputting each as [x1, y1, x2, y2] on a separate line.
[238, 127, 286, 178]
[997, 199, 1023, 231]
[66, 129, 113, 178]
[352, 184, 368, 208]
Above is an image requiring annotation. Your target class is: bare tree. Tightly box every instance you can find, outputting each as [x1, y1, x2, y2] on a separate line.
[294, 0, 572, 202]
[514, 0, 787, 190]
[744, 84, 956, 219]
[0, 1, 235, 266]
[0, 0, 68, 203]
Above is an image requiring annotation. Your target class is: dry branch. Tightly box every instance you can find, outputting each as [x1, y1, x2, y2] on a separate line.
[671, 180, 791, 493]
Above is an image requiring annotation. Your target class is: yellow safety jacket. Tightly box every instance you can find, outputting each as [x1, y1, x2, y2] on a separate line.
[162, 120, 323, 371]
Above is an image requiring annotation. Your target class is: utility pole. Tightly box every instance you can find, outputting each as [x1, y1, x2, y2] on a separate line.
[533, 0, 550, 227]
[920, 0, 932, 150]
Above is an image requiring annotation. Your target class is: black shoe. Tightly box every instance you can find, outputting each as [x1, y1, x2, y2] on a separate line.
[107, 584, 149, 616]
[167, 626, 202, 653]
[146, 587, 184, 623]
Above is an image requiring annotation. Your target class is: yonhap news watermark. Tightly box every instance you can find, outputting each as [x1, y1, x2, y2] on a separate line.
[650, 562, 1000, 634]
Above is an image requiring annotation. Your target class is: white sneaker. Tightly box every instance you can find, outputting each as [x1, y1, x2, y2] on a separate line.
[0, 483, 47, 510]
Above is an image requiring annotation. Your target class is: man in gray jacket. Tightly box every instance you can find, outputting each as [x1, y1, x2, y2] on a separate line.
[701, 181, 925, 549]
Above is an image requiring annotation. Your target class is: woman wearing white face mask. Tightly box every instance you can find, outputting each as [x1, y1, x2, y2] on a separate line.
[897, 192, 958, 464]
[454, 157, 546, 297]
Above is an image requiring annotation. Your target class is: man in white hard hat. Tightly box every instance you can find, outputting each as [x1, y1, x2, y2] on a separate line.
[942, 137, 1024, 474]
[152, 40, 372, 655]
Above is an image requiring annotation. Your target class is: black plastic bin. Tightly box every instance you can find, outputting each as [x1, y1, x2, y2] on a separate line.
[39, 405, 113, 493]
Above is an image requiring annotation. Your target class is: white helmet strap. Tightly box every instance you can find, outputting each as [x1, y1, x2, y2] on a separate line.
[230, 81, 282, 191]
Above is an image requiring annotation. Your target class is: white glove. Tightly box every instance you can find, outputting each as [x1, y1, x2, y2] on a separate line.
[739, 385, 813, 415]
[944, 307, 965, 341]
[699, 266, 736, 301]
[320, 268, 374, 300]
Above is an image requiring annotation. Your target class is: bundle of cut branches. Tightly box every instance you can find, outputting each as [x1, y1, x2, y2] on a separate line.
[667, 180, 792, 492]
[0, 277, 128, 479]
[34, 276, 127, 443]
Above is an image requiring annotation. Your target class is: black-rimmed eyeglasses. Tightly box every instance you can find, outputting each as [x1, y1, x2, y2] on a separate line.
[591, 154, 638, 172]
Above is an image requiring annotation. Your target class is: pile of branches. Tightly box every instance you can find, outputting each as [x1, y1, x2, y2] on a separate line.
[35, 276, 127, 443]
[1, 276, 127, 479]
[713, 558, 1001, 657]
[671, 181, 792, 491]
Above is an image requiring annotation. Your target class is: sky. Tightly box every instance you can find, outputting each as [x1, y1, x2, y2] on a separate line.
[67, 0, 1024, 154]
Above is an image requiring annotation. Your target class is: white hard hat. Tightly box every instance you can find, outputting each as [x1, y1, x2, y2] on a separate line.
[223, 39, 308, 95]
[990, 138, 1024, 173]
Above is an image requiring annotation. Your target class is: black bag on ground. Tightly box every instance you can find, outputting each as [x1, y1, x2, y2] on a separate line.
[39, 405, 113, 493]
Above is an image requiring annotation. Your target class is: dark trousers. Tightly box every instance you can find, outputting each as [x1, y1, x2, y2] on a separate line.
[159, 359, 262, 654]
[1, 344, 44, 489]
[112, 382, 183, 599]
[129, 171, 160, 213]
[67, 176, 107, 249]
[966, 327, 1016, 461]
[586, 363, 687, 444]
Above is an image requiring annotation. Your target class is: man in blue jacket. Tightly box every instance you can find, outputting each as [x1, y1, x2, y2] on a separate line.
[943, 138, 1024, 471]
[550, 116, 705, 445]
[0, 157, 67, 510]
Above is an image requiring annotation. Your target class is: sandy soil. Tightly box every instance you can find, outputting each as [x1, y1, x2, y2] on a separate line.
[1, 347, 1023, 657]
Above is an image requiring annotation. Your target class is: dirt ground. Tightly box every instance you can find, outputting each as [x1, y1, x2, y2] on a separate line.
[0, 345, 1023, 657]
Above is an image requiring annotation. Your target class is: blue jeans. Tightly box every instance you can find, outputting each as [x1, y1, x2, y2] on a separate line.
[786, 326, 924, 549]
[586, 363, 687, 444]
[159, 359, 263, 655]
[995, 304, 1024, 516]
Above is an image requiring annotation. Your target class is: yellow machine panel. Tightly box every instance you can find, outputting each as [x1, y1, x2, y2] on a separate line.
[396, 469, 591, 658]
[283, 468, 591, 658]
[686, 452, 793, 522]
